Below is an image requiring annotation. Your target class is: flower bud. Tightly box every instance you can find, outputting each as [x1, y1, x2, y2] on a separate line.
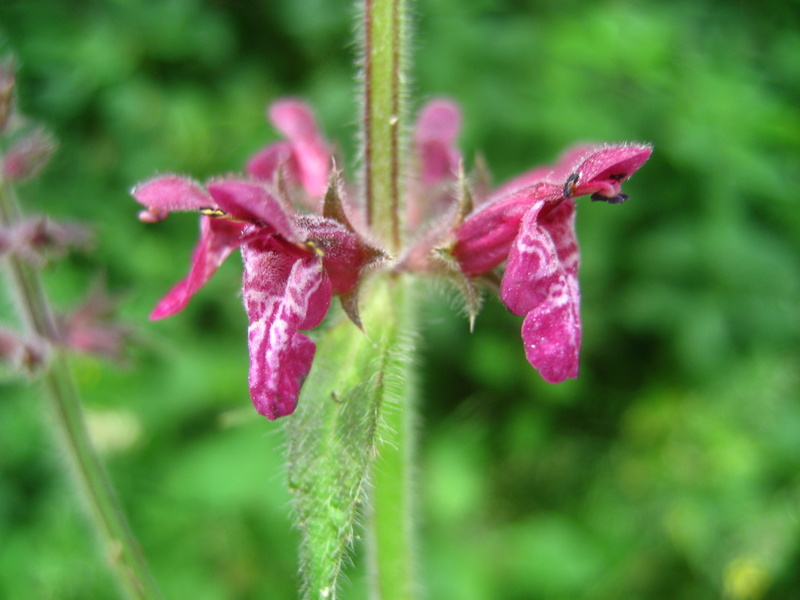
[0, 327, 48, 374]
[13, 217, 92, 258]
[3, 127, 56, 182]
[57, 285, 132, 362]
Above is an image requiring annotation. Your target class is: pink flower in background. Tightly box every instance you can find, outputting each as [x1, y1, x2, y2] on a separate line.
[414, 99, 462, 186]
[246, 100, 332, 208]
[58, 284, 132, 362]
[0, 326, 47, 373]
[2, 127, 56, 182]
[452, 144, 652, 383]
[133, 175, 380, 419]
[2, 216, 92, 264]
[403, 99, 466, 259]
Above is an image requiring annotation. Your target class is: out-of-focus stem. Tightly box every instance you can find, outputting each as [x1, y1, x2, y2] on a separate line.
[0, 176, 163, 600]
[362, 0, 405, 254]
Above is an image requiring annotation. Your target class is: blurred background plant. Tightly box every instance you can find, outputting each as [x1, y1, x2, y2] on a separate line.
[1, 0, 798, 599]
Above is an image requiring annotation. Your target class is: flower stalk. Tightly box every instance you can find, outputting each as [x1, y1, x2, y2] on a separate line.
[362, 0, 405, 253]
[367, 329, 418, 600]
[0, 174, 162, 600]
[361, 1, 419, 598]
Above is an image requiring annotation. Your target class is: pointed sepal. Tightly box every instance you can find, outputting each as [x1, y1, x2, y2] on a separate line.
[470, 153, 493, 206]
[322, 166, 356, 231]
[338, 287, 364, 331]
[454, 161, 474, 227]
[432, 244, 484, 330]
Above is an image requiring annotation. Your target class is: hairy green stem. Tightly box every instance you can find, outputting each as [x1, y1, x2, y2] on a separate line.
[0, 177, 163, 600]
[361, 0, 418, 598]
[362, 0, 405, 253]
[367, 315, 418, 600]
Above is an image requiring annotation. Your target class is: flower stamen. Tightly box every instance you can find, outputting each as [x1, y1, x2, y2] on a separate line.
[199, 207, 228, 218]
[563, 172, 580, 198]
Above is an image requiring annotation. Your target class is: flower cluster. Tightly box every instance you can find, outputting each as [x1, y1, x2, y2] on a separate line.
[134, 98, 650, 418]
[449, 142, 652, 383]
[404, 100, 650, 383]
[134, 102, 384, 419]
[1, 57, 129, 373]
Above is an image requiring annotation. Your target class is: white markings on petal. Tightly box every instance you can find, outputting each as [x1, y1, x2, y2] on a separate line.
[242, 244, 331, 419]
[501, 199, 581, 383]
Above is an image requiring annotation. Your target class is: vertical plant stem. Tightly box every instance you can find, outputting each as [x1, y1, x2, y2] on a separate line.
[368, 310, 418, 600]
[361, 1, 418, 599]
[0, 177, 163, 600]
[362, 0, 404, 253]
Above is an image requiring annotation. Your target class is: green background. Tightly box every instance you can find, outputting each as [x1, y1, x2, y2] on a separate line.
[1, 0, 799, 598]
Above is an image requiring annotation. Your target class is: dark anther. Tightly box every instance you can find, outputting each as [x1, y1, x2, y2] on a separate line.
[591, 192, 629, 204]
[563, 172, 580, 197]
[608, 173, 627, 181]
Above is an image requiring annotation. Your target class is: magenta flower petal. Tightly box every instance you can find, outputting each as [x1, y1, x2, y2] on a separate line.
[243, 241, 332, 419]
[414, 99, 462, 185]
[268, 100, 331, 197]
[569, 144, 652, 201]
[490, 145, 596, 199]
[547, 144, 597, 180]
[540, 199, 580, 283]
[576, 144, 652, 184]
[151, 217, 245, 320]
[245, 141, 294, 183]
[492, 166, 553, 199]
[453, 182, 562, 277]
[500, 199, 580, 383]
[132, 176, 213, 223]
[206, 180, 301, 243]
[519, 295, 580, 383]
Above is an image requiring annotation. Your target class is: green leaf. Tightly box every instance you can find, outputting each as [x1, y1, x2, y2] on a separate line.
[284, 276, 416, 600]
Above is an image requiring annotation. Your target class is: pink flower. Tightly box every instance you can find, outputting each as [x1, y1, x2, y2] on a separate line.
[452, 144, 652, 383]
[0, 327, 47, 374]
[414, 99, 462, 187]
[57, 283, 132, 362]
[2, 127, 56, 182]
[404, 99, 465, 261]
[133, 175, 380, 419]
[246, 99, 332, 210]
[1, 216, 92, 264]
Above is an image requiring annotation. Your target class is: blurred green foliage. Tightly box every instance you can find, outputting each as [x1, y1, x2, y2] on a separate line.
[1, 0, 799, 598]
